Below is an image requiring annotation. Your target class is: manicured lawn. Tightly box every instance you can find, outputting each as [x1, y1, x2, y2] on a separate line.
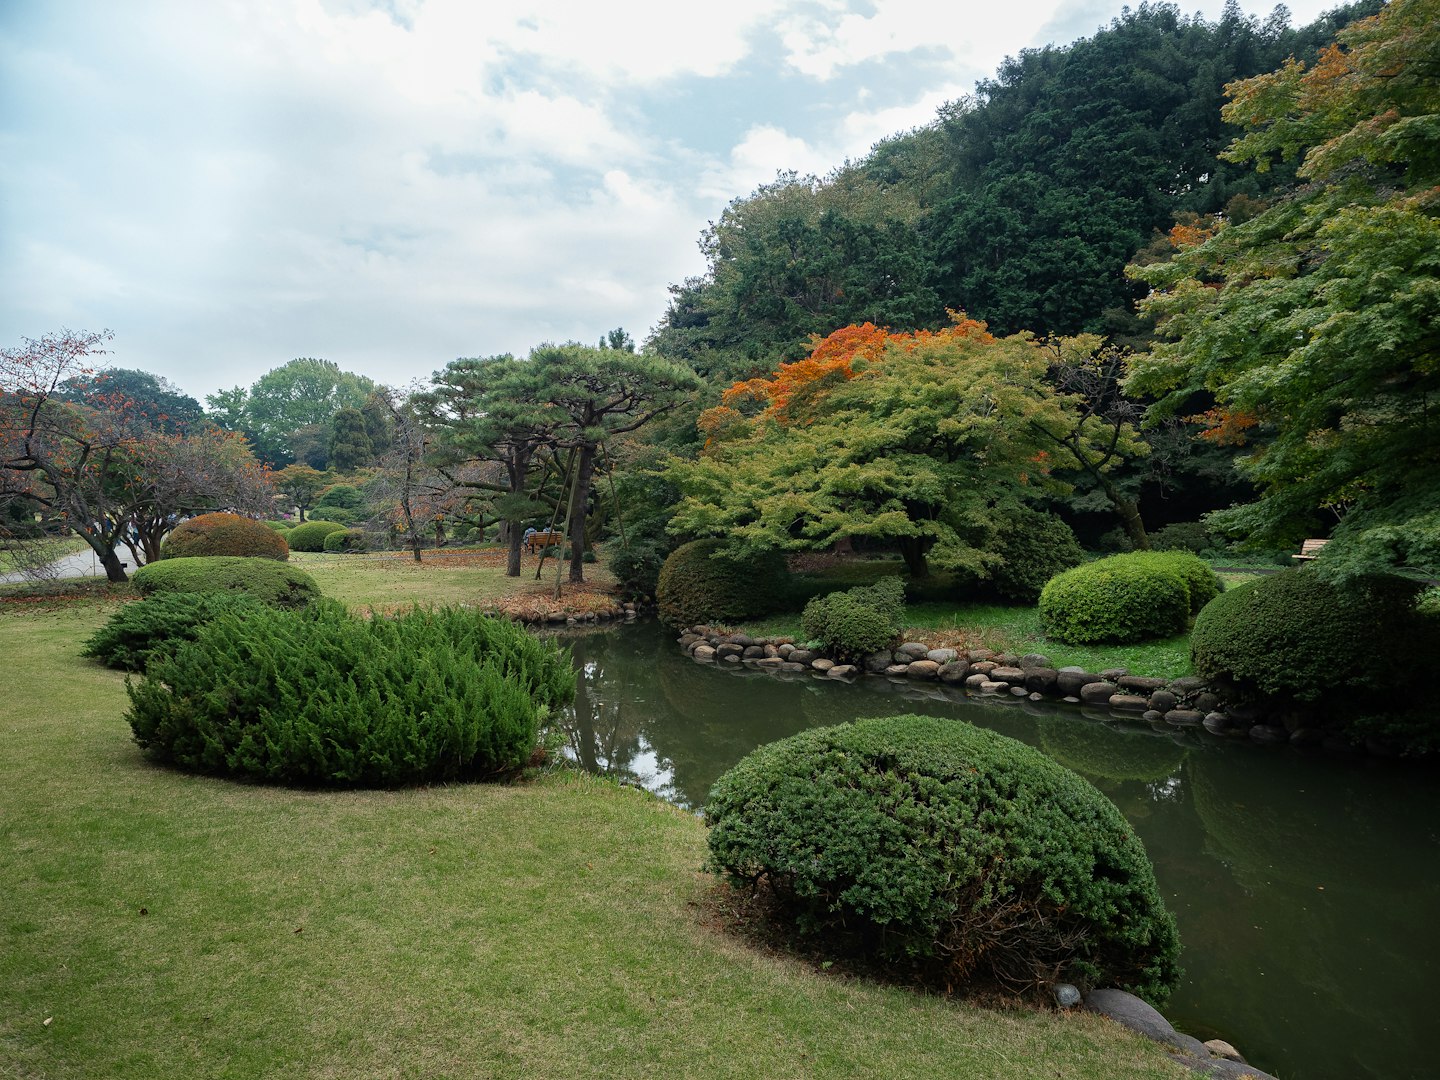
[1, 599, 1186, 1079]
[291, 547, 619, 615]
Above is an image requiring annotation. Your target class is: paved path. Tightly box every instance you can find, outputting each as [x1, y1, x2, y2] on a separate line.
[0, 547, 135, 585]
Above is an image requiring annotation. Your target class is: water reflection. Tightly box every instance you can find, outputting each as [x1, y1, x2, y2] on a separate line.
[549, 622, 1440, 1080]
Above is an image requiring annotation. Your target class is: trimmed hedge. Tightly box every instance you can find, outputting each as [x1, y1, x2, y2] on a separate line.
[286, 520, 348, 552]
[1190, 568, 1439, 749]
[801, 576, 905, 660]
[125, 603, 575, 787]
[133, 556, 321, 609]
[160, 513, 289, 561]
[656, 539, 788, 628]
[322, 528, 370, 553]
[705, 715, 1181, 1005]
[81, 591, 267, 672]
[1038, 551, 1220, 645]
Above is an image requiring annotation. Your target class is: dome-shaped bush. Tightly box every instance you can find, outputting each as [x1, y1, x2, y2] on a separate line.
[704, 715, 1181, 1005]
[286, 520, 348, 552]
[655, 539, 788, 628]
[1038, 551, 1219, 644]
[160, 513, 288, 561]
[322, 528, 370, 553]
[1190, 568, 1435, 726]
[125, 604, 575, 788]
[133, 556, 321, 608]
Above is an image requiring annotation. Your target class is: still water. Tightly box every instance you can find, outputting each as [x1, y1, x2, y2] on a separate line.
[551, 621, 1440, 1080]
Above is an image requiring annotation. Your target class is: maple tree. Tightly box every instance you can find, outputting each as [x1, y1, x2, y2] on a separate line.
[1128, 0, 1440, 581]
[672, 320, 1110, 579]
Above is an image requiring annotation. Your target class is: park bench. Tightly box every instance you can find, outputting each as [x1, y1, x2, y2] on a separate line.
[1293, 538, 1329, 561]
[524, 530, 564, 555]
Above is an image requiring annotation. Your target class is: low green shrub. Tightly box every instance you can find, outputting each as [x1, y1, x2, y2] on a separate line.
[607, 537, 671, 600]
[160, 513, 288, 561]
[1191, 568, 1439, 750]
[953, 506, 1085, 603]
[656, 539, 788, 628]
[125, 603, 575, 787]
[262, 520, 293, 532]
[801, 575, 905, 659]
[287, 520, 348, 552]
[133, 556, 321, 609]
[704, 715, 1181, 1005]
[1039, 551, 1218, 644]
[322, 528, 370, 553]
[1150, 521, 1219, 556]
[81, 592, 266, 672]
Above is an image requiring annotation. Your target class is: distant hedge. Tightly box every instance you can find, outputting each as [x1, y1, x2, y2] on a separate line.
[286, 520, 348, 552]
[705, 715, 1181, 1005]
[125, 603, 575, 787]
[160, 513, 288, 561]
[322, 528, 370, 553]
[133, 556, 321, 609]
[656, 539, 788, 628]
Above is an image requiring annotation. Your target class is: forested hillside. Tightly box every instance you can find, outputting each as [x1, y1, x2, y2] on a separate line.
[650, 0, 1383, 381]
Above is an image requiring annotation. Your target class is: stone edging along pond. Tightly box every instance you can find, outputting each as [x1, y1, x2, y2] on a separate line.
[671, 624, 1403, 759]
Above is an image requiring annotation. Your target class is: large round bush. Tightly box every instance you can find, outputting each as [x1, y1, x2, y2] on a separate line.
[1191, 568, 1438, 748]
[125, 603, 575, 787]
[322, 527, 370, 553]
[160, 512, 288, 561]
[1039, 551, 1219, 644]
[133, 556, 321, 608]
[656, 539, 788, 628]
[286, 519, 348, 552]
[705, 715, 1181, 1005]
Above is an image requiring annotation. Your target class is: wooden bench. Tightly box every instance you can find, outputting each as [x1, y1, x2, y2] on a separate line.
[1293, 539, 1329, 561]
[524, 530, 564, 555]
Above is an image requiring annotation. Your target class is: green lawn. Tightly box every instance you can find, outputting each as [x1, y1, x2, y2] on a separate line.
[0, 599, 1186, 1079]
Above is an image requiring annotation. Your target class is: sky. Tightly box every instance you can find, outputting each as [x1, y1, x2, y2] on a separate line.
[1, 0, 1346, 403]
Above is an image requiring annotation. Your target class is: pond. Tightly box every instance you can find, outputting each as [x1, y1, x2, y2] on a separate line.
[552, 620, 1440, 1080]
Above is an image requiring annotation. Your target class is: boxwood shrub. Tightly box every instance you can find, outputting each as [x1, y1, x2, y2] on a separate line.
[322, 527, 370, 553]
[1191, 568, 1439, 750]
[125, 603, 576, 787]
[801, 576, 905, 660]
[1039, 551, 1220, 645]
[286, 520, 348, 552]
[81, 591, 267, 672]
[656, 538, 788, 628]
[133, 556, 321, 608]
[160, 512, 289, 561]
[704, 715, 1181, 1005]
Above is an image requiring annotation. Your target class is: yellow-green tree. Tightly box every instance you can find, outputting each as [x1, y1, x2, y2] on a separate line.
[1128, 0, 1440, 581]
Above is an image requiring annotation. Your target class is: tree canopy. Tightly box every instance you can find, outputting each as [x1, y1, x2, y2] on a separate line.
[1128, 0, 1440, 582]
[207, 358, 377, 466]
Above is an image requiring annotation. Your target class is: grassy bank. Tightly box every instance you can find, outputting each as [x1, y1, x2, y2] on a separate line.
[0, 599, 1186, 1079]
[735, 557, 1268, 682]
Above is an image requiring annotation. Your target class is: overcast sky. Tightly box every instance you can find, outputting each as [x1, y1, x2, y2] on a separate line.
[1, 0, 1344, 403]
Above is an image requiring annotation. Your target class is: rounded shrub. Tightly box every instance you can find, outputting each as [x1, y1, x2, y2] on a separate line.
[159, 513, 288, 561]
[262, 520, 292, 532]
[986, 506, 1085, 603]
[1191, 568, 1438, 748]
[82, 591, 267, 672]
[705, 715, 1181, 1004]
[1038, 551, 1217, 644]
[286, 520, 348, 552]
[655, 539, 788, 628]
[801, 576, 906, 659]
[133, 556, 321, 609]
[322, 527, 370, 553]
[125, 603, 576, 788]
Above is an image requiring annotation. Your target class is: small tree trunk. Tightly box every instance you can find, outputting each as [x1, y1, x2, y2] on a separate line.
[566, 445, 597, 584]
[98, 545, 128, 583]
[1097, 473, 1150, 550]
[897, 536, 929, 579]
[506, 524, 523, 577]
